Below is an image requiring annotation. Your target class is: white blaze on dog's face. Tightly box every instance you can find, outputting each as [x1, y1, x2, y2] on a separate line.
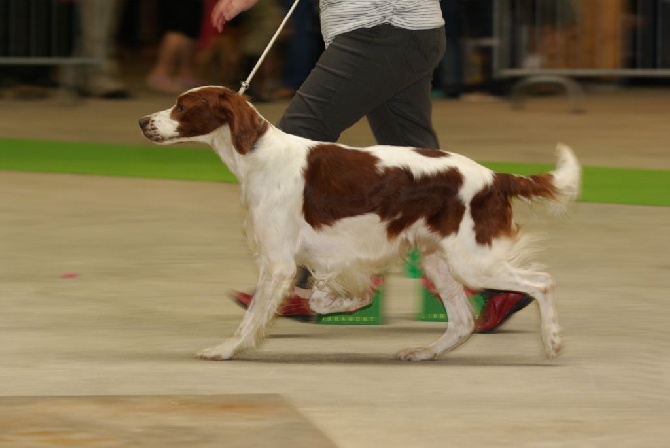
[139, 86, 268, 154]
[140, 107, 184, 144]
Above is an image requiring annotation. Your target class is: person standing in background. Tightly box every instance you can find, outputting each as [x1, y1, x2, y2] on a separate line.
[146, 0, 204, 94]
[65, 0, 130, 98]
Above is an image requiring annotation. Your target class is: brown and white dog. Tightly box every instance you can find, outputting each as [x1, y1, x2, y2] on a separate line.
[139, 86, 581, 361]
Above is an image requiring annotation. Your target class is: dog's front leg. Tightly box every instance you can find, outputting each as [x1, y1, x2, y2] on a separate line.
[396, 252, 474, 361]
[196, 262, 296, 361]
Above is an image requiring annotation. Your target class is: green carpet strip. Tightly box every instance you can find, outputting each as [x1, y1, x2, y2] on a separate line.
[1, 138, 668, 207]
[0, 138, 237, 183]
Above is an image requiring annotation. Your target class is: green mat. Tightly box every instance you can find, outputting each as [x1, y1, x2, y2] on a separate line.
[0, 138, 237, 183]
[1, 138, 668, 207]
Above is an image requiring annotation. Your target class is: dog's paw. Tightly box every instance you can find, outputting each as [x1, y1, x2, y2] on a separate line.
[542, 324, 564, 359]
[396, 347, 438, 362]
[196, 347, 232, 361]
[195, 343, 236, 361]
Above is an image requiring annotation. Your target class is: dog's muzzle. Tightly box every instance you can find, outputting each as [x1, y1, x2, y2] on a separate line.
[139, 116, 163, 142]
[138, 116, 151, 132]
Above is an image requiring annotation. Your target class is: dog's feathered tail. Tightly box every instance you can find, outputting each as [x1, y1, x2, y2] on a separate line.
[496, 143, 581, 215]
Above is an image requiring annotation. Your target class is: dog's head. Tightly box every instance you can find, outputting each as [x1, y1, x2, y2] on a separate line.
[139, 86, 268, 154]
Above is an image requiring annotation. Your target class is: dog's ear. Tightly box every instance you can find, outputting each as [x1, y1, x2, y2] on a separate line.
[217, 91, 268, 155]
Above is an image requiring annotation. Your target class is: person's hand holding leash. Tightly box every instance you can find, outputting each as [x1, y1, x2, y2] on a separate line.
[211, 0, 260, 32]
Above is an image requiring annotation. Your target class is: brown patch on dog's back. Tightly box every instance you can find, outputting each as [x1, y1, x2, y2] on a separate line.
[470, 177, 515, 246]
[413, 148, 450, 158]
[173, 87, 268, 154]
[471, 172, 557, 245]
[303, 144, 465, 239]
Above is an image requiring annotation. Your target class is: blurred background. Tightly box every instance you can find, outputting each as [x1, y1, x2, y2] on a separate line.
[1, 0, 668, 102]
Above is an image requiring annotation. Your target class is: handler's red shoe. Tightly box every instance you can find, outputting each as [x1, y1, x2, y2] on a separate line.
[230, 276, 383, 323]
[474, 292, 533, 333]
[231, 290, 316, 323]
[419, 276, 533, 333]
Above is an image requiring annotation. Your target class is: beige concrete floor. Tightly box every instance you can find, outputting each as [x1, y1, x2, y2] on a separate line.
[1, 85, 669, 446]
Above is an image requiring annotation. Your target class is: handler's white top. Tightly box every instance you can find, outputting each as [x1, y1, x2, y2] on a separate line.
[319, 0, 445, 47]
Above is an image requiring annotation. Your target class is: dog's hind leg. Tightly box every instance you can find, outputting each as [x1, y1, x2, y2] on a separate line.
[506, 269, 562, 359]
[452, 261, 562, 359]
[196, 262, 297, 360]
[396, 252, 475, 361]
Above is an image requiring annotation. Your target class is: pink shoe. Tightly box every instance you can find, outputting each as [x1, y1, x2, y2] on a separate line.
[178, 77, 203, 90]
[146, 74, 182, 94]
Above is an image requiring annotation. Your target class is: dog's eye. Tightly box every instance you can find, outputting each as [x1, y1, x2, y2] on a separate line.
[175, 103, 186, 112]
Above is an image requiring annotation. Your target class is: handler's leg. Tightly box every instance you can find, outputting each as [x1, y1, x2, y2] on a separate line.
[277, 24, 442, 142]
[367, 26, 445, 149]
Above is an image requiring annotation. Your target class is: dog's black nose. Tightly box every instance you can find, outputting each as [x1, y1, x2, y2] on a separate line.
[139, 117, 150, 130]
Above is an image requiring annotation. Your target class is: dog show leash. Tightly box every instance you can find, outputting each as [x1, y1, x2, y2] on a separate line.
[238, 0, 302, 95]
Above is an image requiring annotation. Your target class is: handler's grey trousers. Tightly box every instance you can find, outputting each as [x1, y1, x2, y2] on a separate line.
[278, 24, 445, 149]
